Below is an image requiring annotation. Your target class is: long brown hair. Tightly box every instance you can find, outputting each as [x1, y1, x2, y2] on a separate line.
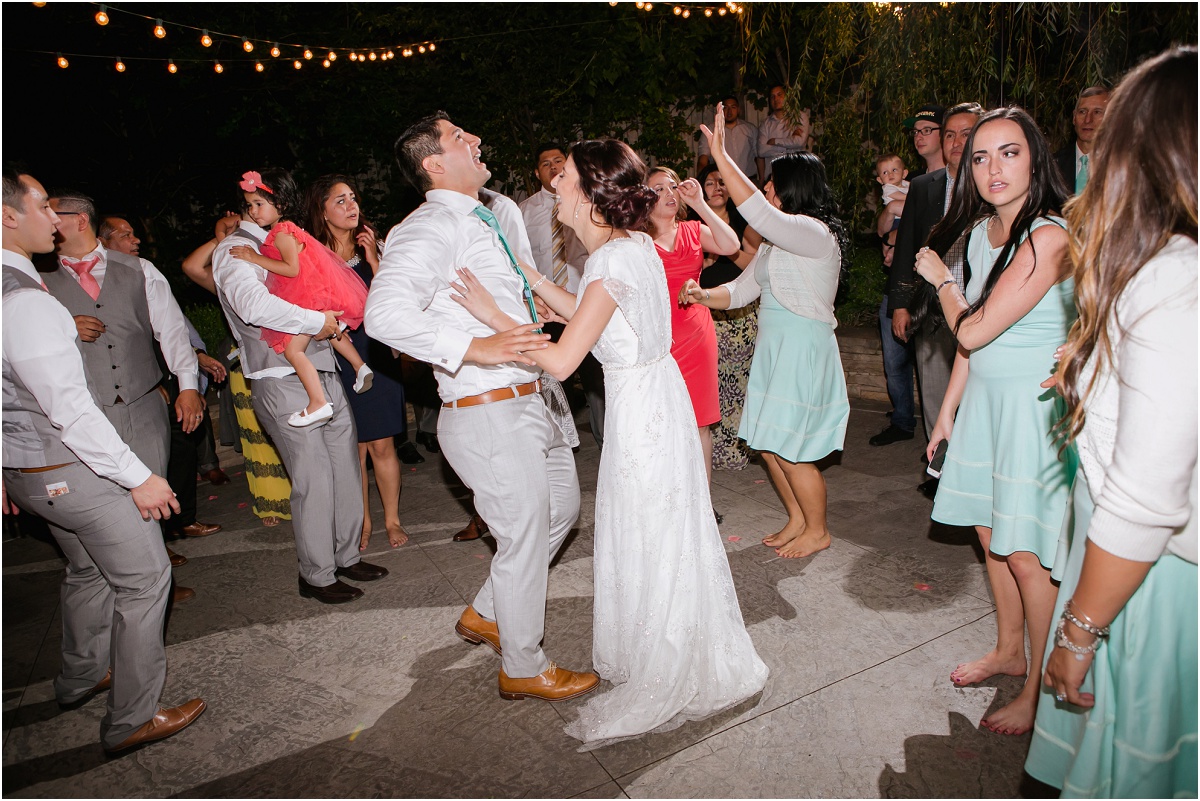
[306, 174, 374, 261]
[1057, 45, 1198, 443]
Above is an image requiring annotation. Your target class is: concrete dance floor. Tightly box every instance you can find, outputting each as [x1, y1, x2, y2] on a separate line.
[3, 403, 1042, 798]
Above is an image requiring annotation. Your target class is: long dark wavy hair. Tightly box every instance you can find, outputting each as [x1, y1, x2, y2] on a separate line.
[306, 174, 374, 262]
[568, 139, 658, 233]
[1057, 46, 1197, 444]
[926, 106, 1068, 332]
[768, 151, 850, 283]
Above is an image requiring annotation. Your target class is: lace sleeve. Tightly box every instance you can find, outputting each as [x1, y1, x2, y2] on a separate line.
[581, 242, 638, 312]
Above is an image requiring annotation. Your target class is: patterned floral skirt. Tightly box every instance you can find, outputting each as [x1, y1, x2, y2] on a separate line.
[711, 303, 758, 471]
[229, 367, 292, 520]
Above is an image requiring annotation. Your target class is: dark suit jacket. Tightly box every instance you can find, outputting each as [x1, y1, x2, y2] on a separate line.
[887, 167, 948, 313]
[1054, 145, 1077, 196]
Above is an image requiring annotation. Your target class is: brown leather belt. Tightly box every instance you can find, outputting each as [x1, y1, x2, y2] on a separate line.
[11, 462, 73, 474]
[444, 380, 541, 409]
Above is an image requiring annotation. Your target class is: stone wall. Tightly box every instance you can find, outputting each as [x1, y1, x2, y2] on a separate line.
[836, 325, 919, 408]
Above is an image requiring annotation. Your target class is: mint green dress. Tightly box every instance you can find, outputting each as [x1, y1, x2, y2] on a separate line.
[930, 217, 1076, 567]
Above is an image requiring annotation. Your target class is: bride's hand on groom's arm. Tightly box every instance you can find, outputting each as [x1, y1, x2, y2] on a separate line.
[451, 267, 508, 330]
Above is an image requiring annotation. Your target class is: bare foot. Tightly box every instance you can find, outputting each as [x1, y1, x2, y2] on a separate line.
[775, 530, 831, 558]
[950, 651, 1027, 686]
[359, 524, 372, 551]
[262, 516, 281, 528]
[763, 524, 804, 548]
[386, 521, 409, 548]
[981, 690, 1037, 736]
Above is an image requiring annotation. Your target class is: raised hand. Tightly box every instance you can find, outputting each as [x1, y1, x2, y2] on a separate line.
[676, 177, 704, 208]
[357, 225, 380, 270]
[914, 246, 952, 286]
[699, 102, 729, 158]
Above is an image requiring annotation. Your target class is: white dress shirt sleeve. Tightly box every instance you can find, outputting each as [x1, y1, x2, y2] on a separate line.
[3, 291, 152, 488]
[138, 258, 200, 393]
[365, 217, 473, 373]
[212, 236, 325, 336]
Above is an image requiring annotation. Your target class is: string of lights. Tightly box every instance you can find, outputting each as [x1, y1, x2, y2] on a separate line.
[27, 1, 745, 73]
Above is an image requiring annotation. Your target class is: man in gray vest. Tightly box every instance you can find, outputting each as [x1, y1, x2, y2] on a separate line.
[212, 186, 385, 604]
[43, 192, 207, 600]
[2, 168, 205, 752]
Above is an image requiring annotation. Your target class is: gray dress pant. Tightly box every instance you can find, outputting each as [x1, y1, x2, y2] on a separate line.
[250, 371, 362, 587]
[4, 463, 171, 750]
[914, 322, 958, 441]
[102, 389, 170, 476]
[439, 392, 580, 678]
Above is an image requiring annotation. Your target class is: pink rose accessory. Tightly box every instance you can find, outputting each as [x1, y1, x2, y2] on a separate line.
[239, 170, 274, 194]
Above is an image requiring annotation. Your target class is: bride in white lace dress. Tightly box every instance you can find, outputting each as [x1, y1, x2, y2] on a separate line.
[451, 139, 768, 747]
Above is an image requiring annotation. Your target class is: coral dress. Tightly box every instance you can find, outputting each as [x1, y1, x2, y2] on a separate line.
[259, 220, 369, 354]
[656, 220, 720, 427]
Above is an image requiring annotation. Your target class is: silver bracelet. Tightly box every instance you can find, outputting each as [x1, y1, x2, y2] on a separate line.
[1054, 618, 1100, 660]
[1063, 600, 1110, 638]
[530, 275, 548, 292]
[704, 290, 711, 301]
[935, 278, 956, 293]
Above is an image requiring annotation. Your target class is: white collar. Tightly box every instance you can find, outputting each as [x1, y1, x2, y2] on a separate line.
[538, 187, 558, 202]
[426, 188, 483, 214]
[2, 249, 40, 281]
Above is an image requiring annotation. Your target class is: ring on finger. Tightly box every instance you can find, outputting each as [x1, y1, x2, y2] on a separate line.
[1055, 692, 1067, 702]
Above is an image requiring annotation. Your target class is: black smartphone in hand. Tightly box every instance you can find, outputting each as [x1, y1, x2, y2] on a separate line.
[927, 440, 948, 478]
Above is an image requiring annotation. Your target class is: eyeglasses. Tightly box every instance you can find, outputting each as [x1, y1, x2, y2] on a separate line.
[54, 211, 81, 216]
[910, 126, 941, 138]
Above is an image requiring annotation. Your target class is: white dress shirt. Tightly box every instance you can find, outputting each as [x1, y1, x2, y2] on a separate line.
[758, 111, 811, 177]
[2, 251, 151, 487]
[699, 119, 760, 178]
[212, 221, 326, 379]
[519, 187, 589, 294]
[58, 243, 200, 393]
[365, 188, 540, 403]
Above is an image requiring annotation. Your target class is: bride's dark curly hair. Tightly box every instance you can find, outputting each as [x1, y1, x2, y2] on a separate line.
[569, 139, 657, 232]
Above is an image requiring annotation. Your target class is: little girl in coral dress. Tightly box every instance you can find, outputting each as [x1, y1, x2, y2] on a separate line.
[230, 169, 373, 427]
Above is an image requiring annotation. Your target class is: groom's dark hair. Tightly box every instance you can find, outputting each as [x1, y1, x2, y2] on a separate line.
[395, 110, 451, 193]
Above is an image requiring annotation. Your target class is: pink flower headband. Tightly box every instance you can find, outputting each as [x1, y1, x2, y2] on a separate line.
[239, 170, 274, 194]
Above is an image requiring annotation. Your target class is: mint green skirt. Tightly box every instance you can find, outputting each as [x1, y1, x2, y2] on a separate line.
[1025, 474, 1198, 797]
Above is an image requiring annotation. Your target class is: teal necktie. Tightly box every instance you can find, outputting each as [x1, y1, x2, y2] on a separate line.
[471, 204, 540, 331]
[1076, 154, 1089, 193]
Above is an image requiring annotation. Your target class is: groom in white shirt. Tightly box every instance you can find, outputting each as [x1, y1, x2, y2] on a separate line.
[365, 111, 598, 702]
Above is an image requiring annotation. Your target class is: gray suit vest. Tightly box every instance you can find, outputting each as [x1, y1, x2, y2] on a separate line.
[42, 251, 163, 406]
[218, 227, 336, 376]
[2, 267, 91, 467]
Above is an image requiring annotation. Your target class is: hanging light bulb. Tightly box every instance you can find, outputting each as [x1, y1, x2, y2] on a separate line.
[214, 61, 224, 73]
[322, 59, 331, 68]
[386, 50, 395, 59]
[303, 48, 313, 60]
[255, 61, 264, 72]
[349, 52, 357, 61]
[56, 52, 68, 68]
[682, 8, 690, 17]
[270, 43, 280, 57]
[328, 51, 337, 61]
[403, 48, 412, 57]
[428, 43, 436, 51]
[704, 7, 712, 15]
[32, 2, 48, 6]
[154, 19, 166, 38]
[368, 51, 377, 61]
[95, 5, 109, 25]
[293, 59, 302, 69]
[718, 7, 727, 14]
[673, 6, 681, 14]
[635, 1, 644, 7]
[115, 56, 125, 72]
[167, 59, 177, 73]
[610, 1, 618, 5]
[644, 2, 653, 9]
[201, 30, 212, 47]
[418, 45, 426, 54]
[242, 37, 254, 52]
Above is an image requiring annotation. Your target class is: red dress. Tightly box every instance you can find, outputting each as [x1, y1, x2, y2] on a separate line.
[656, 220, 720, 426]
[259, 221, 369, 354]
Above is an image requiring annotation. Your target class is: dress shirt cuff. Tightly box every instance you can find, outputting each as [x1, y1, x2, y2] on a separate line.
[301, 309, 326, 336]
[115, 462, 154, 491]
[177, 374, 200, 393]
[431, 327, 473, 373]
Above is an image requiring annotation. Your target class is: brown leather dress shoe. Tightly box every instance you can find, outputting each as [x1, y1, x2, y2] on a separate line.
[178, 522, 221, 538]
[203, 468, 231, 486]
[335, 561, 389, 582]
[105, 698, 206, 753]
[167, 547, 187, 568]
[58, 669, 112, 710]
[452, 514, 489, 542]
[172, 586, 196, 604]
[498, 663, 600, 702]
[455, 606, 502, 655]
[298, 577, 363, 604]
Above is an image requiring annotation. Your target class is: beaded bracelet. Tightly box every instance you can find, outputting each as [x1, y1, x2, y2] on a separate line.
[1054, 618, 1099, 660]
[1062, 600, 1110, 638]
[530, 275, 548, 292]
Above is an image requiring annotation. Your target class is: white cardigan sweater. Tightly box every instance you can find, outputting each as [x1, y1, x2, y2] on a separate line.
[1078, 235, 1197, 564]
